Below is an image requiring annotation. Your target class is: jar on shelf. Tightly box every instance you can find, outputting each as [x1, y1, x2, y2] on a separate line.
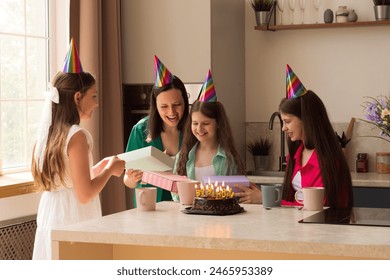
[336, 6, 349, 23]
[356, 153, 368, 173]
[376, 152, 390, 174]
[347, 10, 358, 22]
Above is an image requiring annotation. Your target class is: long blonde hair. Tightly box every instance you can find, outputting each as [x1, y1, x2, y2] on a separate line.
[31, 72, 95, 191]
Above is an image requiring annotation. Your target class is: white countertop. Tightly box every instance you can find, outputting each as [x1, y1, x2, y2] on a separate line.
[52, 201, 390, 259]
[248, 172, 390, 187]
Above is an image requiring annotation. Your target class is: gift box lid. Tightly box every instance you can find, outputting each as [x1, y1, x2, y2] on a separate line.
[141, 171, 188, 192]
[117, 146, 174, 171]
[201, 175, 250, 193]
[201, 175, 250, 186]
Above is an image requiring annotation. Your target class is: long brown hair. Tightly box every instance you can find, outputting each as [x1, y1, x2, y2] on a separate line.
[176, 100, 245, 176]
[148, 75, 189, 140]
[280, 90, 353, 209]
[31, 71, 96, 191]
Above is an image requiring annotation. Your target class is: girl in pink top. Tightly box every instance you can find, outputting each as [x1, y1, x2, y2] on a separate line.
[280, 65, 353, 209]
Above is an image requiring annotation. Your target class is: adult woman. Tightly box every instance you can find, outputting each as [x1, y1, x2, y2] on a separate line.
[280, 65, 353, 209]
[123, 56, 189, 203]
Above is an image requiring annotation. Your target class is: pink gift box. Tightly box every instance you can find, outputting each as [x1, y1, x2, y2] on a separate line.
[141, 171, 188, 192]
[201, 175, 250, 193]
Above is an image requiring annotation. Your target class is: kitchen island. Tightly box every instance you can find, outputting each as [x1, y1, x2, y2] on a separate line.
[51, 202, 390, 260]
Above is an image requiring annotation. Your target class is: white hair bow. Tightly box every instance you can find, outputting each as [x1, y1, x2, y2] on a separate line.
[34, 85, 60, 172]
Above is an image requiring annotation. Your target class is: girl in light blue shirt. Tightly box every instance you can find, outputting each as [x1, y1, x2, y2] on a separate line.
[174, 70, 245, 181]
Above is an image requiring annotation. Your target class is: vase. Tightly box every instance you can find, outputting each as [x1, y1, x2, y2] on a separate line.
[253, 155, 270, 171]
[255, 11, 271, 26]
[374, 5, 390, 21]
[347, 10, 358, 22]
[324, 9, 334, 23]
[335, 6, 348, 23]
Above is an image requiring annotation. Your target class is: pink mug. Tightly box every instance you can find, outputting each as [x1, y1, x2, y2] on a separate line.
[136, 187, 157, 211]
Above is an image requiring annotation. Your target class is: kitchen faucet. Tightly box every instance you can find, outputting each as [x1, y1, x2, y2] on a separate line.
[269, 112, 286, 171]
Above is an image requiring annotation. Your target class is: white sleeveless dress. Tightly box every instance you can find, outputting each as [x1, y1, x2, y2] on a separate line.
[32, 125, 102, 260]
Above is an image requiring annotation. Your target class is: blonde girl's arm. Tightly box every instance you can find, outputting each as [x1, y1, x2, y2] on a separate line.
[68, 131, 125, 204]
[92, 157, 110, 176]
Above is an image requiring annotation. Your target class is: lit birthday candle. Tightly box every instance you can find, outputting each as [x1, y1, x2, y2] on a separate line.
[221, 186, 226, 199]
[195, 184, 200, 197]
[226, 185, 234, 198]
[216, 186, 221, 199]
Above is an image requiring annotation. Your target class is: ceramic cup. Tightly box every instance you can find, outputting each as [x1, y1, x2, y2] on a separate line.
[136, 187, 157, 211]
[177, 180, 198, 205]
[261, 184, 283, 208]
[294, 187, 325, 211]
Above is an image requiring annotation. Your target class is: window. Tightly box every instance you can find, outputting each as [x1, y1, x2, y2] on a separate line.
[0, 0, 49, 175]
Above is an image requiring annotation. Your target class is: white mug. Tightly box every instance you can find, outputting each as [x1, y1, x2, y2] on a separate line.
[295, 187, 324, 211]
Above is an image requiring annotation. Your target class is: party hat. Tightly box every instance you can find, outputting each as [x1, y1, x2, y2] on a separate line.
[286, 64, 307, 99]
[198, 69, 217, 102]
[62, 38, 83, 73]
[154, 55, 174, 87]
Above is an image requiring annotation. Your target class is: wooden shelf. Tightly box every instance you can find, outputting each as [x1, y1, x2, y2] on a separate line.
[255, 20, 390, 31]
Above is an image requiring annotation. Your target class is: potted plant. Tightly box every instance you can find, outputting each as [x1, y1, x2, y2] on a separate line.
[373, 0, 390, 21]
[248, 0, 276, 26]
[247, 137, 272, 171]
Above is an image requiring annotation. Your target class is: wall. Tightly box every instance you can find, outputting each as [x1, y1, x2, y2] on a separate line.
[210, 0, 246, 159]
[245, 0, 390, 172]
[0, 193, 41, 221]
[245, 0, 390, 122]
[121, 0, 211, 84]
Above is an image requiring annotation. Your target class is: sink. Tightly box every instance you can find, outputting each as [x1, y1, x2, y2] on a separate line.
[252, 170, 285, 177]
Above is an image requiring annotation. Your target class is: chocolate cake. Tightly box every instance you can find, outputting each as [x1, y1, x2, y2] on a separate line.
[188, 196, 244, 215]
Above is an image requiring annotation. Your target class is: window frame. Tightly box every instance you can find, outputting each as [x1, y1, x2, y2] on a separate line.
[0, 0, 69, 177]
[0, 1, 69, 201]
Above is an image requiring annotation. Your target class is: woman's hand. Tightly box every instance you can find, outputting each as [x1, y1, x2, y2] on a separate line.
[123, 169, 143, 188]
[234, 182, 262, 204]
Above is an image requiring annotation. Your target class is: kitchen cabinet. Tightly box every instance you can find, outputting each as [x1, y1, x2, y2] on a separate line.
[353, 187, 390, 208]
[255, 20, 390, 31]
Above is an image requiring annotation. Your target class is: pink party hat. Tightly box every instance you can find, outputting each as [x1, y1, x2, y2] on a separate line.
[286, 64, 307, 99]
[62, 38, 83, 73]
[198, 69, 217, 102]
[154, 55, 174, 87]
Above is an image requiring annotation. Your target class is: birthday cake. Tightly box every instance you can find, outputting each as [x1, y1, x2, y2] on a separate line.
[183, 183, 244, 215]
[190, 197, 243, 215]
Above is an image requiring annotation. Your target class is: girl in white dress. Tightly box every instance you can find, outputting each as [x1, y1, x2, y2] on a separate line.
[31, 39, 125, 259]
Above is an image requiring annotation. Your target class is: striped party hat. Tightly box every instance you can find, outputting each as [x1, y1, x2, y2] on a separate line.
[198, 69, 217, 102]
[62, 38, 83, 73]
[286, 64, 307, 99]
[154, 55, 174, 87]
